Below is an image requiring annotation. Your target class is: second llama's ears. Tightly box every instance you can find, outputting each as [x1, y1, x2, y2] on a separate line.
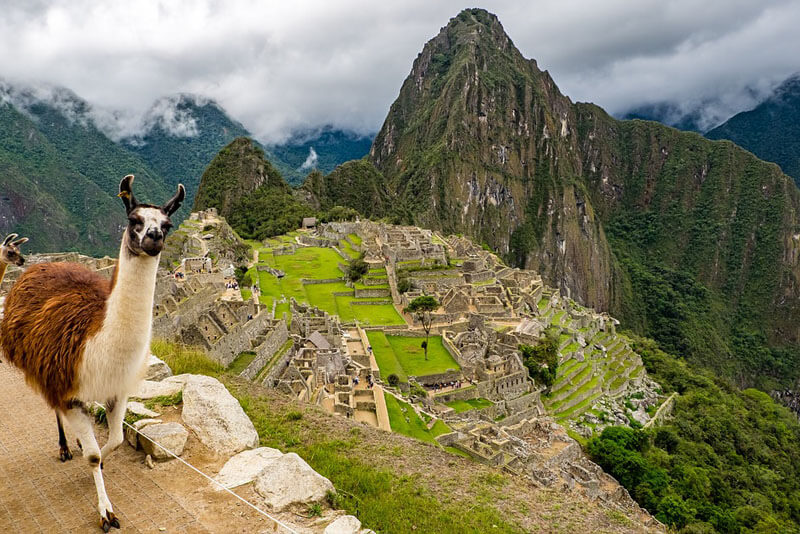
[2, 233, 18, 247]
[162, 184, 186, 216]
[13, 237, 28, 246]
[118, 175, 138, 214]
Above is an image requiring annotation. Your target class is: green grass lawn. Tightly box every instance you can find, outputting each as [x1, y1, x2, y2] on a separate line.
[385, 335, 460, 377]
[445, 398, 493, 413]
[367, 331, 408, 382]
[340, 239, 360, 259]
[384, 393, 451, 444]
[368, 332, 460, 379]
[227, 351, 257, 375]
[270, 247, 344, 279]
[347, 233, 363, 246]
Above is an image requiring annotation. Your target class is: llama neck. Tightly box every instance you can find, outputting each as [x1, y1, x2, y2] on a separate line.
[104, 237, 160, 338]
[0, 263, 6, 285]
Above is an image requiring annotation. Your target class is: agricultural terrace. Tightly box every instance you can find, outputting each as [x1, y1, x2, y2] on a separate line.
[243, 239, 405, 326]
[384, 393, 451, 444]
[366, 332, 460, 383]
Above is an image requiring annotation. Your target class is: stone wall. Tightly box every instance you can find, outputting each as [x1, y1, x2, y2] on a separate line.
[354, 287, 390, 298]
[240, 321, 290, 380]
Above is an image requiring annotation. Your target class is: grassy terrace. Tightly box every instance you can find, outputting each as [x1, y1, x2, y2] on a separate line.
[249, 242, 404, 325]
[227, 351, 257, 375]
[367, 332, 461, 380]
[385, 393, 451, 444]
[445, 398, 493, 413]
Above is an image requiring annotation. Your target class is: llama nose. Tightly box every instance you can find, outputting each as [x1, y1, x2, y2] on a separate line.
[146, 229, 163, 241]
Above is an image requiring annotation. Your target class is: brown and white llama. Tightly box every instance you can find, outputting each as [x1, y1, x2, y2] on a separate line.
[1, 175, 184, 532]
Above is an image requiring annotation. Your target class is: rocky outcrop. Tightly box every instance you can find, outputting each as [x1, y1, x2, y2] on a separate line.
[179, 374, 259, 454]
[144, 354, 173, 381]
[214, 447, 283, 490]
[253, 453, 335, 511]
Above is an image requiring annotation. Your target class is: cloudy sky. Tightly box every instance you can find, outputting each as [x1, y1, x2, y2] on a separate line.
[1, 0, 798, 142]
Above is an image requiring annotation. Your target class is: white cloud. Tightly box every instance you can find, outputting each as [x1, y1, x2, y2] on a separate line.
[0, 1, 797, 142]
[299, 147, 318, 171]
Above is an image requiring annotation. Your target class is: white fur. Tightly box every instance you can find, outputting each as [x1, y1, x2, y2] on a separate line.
[77, 234, 160, 402]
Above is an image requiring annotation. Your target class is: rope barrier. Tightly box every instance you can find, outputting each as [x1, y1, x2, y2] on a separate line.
[94, 402, 301, 534]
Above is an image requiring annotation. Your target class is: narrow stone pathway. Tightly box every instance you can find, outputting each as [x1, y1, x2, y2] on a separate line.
[0, 363, 276, 534]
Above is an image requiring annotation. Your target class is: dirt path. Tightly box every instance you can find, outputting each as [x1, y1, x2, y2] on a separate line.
[0, 363, 302, 534]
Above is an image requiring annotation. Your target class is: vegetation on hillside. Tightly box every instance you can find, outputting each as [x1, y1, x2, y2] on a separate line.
[588, 336, 800, 533]
[519, 329, 559, 388]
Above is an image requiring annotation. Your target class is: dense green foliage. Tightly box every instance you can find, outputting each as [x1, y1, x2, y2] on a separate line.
[519, 330, 559, 387]
[588, 337, 800, 533]
[706, 75, 800, 186]
[0, 94, 170, 255]
[346, 255, 369, 282]
[193, 137, 314, 240]
[121, 95, 252, 196]
[301, 159, 394, 219]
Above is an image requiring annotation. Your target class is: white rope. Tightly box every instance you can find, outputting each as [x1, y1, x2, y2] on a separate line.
[93, 402, 301, 534]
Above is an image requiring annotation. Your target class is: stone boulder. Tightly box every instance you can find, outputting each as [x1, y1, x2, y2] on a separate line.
[127, 401, 159, 418]
[125, 418, 161, 448]
[180, 375, 259, 455]
[254, 453, 334, 511]
[144, 354, 173, 381]
[324, 515, 361, 534]
[214, 447, 283, 490]
[139, 422, 189, 460]
[133, 380, 183, 400]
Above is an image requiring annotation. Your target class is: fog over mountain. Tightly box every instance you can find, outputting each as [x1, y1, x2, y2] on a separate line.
[1, 0, 798, 143]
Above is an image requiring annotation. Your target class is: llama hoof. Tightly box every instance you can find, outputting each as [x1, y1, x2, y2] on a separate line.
[107, 511, 120, 529]
[101, 518, 111, 533]
[59, 446, 73, 462]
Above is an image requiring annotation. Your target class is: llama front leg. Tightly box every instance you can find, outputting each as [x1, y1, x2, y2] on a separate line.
[56, 413, 73, 462]
[61, 405, 121, 532]
[100, 396, 127, 463]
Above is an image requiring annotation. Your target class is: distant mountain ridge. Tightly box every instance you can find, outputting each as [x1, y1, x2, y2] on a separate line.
[706, 74, 800, 185]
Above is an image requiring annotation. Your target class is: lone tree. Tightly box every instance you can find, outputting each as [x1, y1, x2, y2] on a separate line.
[404, 295, 439, 360]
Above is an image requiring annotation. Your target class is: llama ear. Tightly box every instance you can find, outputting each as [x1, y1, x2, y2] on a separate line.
[3, 234, 18, 247]
[118, 174, 138, 214]
[12, 237, 28, 246]
[162, 184, 185, 216]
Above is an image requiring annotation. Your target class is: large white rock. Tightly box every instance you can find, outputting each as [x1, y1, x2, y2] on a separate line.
[324, 515, 362, 534]
[145, 354, 173, 381]
[180, 374, 259, 455]
[132, 380, 183, 400]
[254, 453, 334, 511]
[139, 422, 189, 460]
[214, 447, 284, 490]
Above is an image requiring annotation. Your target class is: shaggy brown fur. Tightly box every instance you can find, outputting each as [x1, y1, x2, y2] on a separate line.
[1, 263, 110, 410]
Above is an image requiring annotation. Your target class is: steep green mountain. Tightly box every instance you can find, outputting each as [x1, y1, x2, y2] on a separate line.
[706, 74, 800, 186]
[120, 94, 253, 194]
[193, 137, 313, 239]
[266, 127, 374, 185]
[367, 8, 800, 387]
[0, 84, 170, 256]
[299, 159, 393, 219]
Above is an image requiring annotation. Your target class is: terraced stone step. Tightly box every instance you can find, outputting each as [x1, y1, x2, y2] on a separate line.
[549, 364, 595, 403]
[555, 391, 604, 421]
[550, 376, 601, 415]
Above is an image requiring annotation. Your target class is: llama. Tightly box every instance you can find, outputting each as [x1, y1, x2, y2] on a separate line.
[1, 175, 184, 532]
[0, 232, 28, 282]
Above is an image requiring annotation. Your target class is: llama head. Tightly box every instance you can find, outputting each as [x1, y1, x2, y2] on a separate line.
[119, 175, 185, 257]
[1, 233, 28, 266]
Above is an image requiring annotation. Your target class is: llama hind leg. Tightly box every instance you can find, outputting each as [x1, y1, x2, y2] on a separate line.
[100, 397, 127, 463]
[56, 413, 73, 462]
[61, 406, 121, 531]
